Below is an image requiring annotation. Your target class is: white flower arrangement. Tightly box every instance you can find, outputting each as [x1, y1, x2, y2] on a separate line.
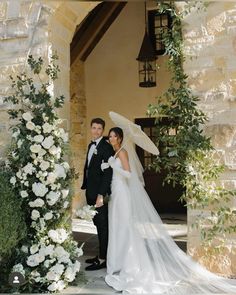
[76, 205, 98, 222]
[7, 55, 80, 293]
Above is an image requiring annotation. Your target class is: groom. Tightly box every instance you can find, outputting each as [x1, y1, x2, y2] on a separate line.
[81, 117, 114, 271]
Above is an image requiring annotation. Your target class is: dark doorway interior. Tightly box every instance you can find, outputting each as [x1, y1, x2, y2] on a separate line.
[135, 117, 186, 215]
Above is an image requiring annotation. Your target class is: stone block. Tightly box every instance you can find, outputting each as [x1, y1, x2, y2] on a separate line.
[205, 124, 236, 148]
[3, 18, 28, 40]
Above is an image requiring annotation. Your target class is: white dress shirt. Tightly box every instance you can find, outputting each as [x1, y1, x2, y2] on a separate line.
[87, 136, 103, 166]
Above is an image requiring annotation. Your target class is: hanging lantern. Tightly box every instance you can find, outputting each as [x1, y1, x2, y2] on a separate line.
[136, 2, 157, 88]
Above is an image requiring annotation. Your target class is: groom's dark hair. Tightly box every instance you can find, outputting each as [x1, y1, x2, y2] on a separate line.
[91, 118, 105, 129]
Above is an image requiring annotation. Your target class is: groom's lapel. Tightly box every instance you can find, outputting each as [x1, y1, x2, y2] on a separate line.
[88, 137, 104, 169]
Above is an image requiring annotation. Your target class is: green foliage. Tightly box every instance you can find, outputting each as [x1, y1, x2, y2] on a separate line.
[148, 2, 236, 248]
[0, 166, 27, 259]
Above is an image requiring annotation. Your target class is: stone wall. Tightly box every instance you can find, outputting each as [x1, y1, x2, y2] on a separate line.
[0, 0, 98, 208]
[180, 1, 236, 275]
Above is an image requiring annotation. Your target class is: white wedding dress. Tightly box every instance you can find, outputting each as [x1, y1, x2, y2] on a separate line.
[104, 145, 236, 294]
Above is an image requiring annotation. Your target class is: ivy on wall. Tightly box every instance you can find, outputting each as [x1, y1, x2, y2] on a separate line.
[148, 1, 236, 250]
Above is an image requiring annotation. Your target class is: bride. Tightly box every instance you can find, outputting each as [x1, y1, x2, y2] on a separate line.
[103, 112, 236, 294]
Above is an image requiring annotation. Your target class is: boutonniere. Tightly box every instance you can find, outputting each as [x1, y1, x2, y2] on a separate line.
[93, 148, 98, 155]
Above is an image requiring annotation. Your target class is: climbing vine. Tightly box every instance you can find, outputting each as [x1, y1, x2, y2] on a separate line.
[148, 1, 236, 251]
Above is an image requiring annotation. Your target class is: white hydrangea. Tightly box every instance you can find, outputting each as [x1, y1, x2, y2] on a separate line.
[39, 244, 54, 257]
[42, 136, 54, 150]
[23, 162, 35, 175]
[31, 209, 40, 220]
[64, 266, 76, 282]
[46, 191, 60, 206]
[21, 245, 28, 253]
[22, 112, 33, 121]
[54, 246, 70, 264]
[54, 164, 66, 179]
[46, 172, 57, 184]
[46, 263, 65, 282]
[43, 122, 54, 134]
[32, 182, 48, 197]
[48, 229, 68, 244]
[40, 160, 50, 171]
[26, 121, 35, 130]
[48, 280, 66, 292]
[29, 198, 45, 208]
[34, 134, 44, 143]
[20, 190, 28, 198]
[16, 170, 22, 179]
[10, 176, 16, 185]
[49, 145, 61, 157]
[12, 263, 25, 276]
[27, 253, 45, 267]
[38, 148, 47, 156]
[44, 211, 53, 220]
[30, 144, 42, 154]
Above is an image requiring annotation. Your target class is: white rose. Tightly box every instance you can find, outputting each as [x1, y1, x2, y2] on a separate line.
[16, 171, 22, 179]
[42, 136, 54, 150]
[26, 121, 35, 130]
[30, 144, 42, 154]
[46, 191, 60, 206]
[30, 244, 39, 254]
[43, 123, 53, 134]
[47, 282, 58, 291]
[64, 267, 76, 282]
[21, 245, 28, 253]
[44, 212, 53, 220]
[31, 209, 40, 220]
[48, 229, 68, 244]
[22, 112, 33, 121]
[34, 135, 44, 143]
[73, 260, 81, 272]
[20, 190, 28, 198]
[10, 176, 16, 185]
[12, 263, 25, 276]
[32, 182, 48, 197]
[27, 253, 45, 267]
[61, 189, 69, 199]
[29, 198, 45, 208]
[40, 160, 50, 171]
[23, 163, 35, 175]
[49, 145, 61, 156]
[38, 148, 47, 156]
[47, 172, 57, 184]
[54, 164, 66, 179]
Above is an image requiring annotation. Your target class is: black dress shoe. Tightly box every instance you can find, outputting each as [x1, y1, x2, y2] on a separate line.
[85, 256, 98, 264]
[85, 258, 106, 271]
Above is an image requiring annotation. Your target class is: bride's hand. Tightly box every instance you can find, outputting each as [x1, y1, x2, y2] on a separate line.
[108, 156, 115, 167]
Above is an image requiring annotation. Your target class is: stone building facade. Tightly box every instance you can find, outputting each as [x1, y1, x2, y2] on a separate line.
[0, 1, 236, 276]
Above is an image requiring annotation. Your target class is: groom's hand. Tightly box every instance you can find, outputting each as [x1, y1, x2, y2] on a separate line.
[95, 194, 104, 208]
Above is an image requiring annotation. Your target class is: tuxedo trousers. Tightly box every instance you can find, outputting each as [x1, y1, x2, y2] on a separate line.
[93, 204, 108, 260]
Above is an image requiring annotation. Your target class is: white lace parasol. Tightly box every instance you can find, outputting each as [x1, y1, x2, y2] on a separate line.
[109, 111, 159, 155]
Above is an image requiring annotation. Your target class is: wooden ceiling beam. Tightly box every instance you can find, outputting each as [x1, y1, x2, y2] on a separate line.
[70, 2, 127, 64]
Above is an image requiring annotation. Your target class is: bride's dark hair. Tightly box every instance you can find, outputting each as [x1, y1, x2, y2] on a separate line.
[108, 127, 123, 143]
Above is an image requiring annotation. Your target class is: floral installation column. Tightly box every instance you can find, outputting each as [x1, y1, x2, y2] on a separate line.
[4, 55, 82, 293]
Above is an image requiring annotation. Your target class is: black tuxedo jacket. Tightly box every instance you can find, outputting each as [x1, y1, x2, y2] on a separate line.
[81, 137, 114, 205]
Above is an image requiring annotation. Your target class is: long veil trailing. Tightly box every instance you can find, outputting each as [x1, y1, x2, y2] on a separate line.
[105, 111, 236, 294]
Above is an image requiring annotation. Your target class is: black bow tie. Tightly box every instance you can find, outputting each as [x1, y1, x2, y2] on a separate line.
[90, 141, 97, 146]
